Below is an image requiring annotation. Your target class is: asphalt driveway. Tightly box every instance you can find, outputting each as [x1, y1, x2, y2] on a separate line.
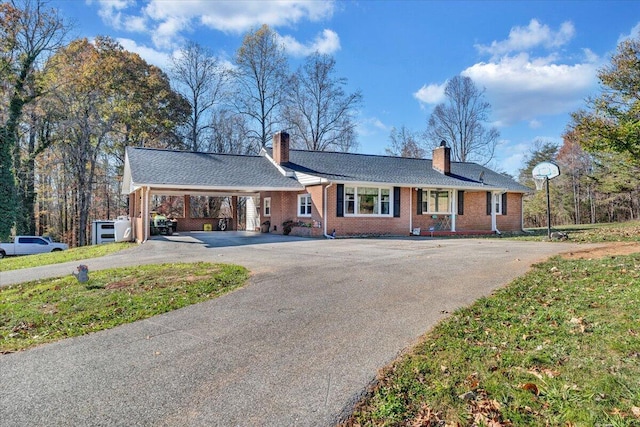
[0, 233, 587, 426]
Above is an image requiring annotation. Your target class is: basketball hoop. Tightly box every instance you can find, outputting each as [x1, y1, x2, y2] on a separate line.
[532, 162, 560, 182]
[531, 161, 561, 239]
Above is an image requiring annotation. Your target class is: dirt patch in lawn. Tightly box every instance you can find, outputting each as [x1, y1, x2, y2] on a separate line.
[561, 241, 640, 260]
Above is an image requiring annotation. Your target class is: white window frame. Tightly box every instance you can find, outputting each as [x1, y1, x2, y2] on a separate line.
[421, 189, 452, 214]
[298, 194, 312, 217]
[493, 192, 503, 216]
[263, 197, 271, 217]
[344, 186, 393, 217]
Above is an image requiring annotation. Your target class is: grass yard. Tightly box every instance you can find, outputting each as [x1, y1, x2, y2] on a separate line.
[515, 220, 640, 243]
[0, 242, 134, 272]
[343, 250, 640, 426]
[0, 262, 248, 353]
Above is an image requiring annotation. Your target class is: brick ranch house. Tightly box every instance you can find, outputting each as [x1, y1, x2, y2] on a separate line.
[122, 132, 530, 242]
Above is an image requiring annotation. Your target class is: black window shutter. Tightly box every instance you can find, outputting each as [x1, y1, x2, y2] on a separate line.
[457, 190, 464, 215]
[502, 192, 508, 215]
[417, 189, 423, 215]
[486, 192, 492, 215]
[336, 184, 344, 217]
[393, 187, 401, 217]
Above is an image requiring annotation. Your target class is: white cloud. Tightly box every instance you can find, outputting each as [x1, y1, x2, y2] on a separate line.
[475, 19, 575, 58]
[414, 19, 604, 131]
[116, 38, 173, 69]
[194, 1, 335, 33]
[279, 29, 340, 56]
[618, 21, 640, 43]
[462, 52, 598, 125]
[528, 119, 542, 129]
[94, 0, 137, 30]
[95, 0, 337, 49]
[413, 81, 447, 105]
[357, 115, 389, 138]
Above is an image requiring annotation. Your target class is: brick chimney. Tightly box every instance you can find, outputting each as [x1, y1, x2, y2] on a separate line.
[432, 141, 451, 175]
[273, 131, 290, 165]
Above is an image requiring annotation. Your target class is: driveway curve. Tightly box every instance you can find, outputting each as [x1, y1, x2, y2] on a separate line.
[0, 234, 588, 426]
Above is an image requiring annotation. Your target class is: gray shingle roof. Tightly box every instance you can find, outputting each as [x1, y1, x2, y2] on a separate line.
[125, 147, 303, 191]
[274, 149, 531, 192]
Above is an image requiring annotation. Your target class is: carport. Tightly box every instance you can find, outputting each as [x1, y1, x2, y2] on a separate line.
[121, 147, 304, 243]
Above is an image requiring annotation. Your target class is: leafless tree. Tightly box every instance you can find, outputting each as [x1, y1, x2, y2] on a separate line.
[208, 109, 252, 154]
[233, 24, 288, 150]
[425, 75, 499, 164]
[171, 41, 228, 152]
[385, 125, 426, 158]
[283, 52, 362, 152]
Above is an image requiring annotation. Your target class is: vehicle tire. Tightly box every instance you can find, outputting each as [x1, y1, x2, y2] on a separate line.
[0, 250, 5, 259]
[52, 248, 62, 252]
[166, 227, 173, 236]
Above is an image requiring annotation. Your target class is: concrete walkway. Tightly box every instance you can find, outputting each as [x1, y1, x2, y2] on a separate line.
[0, 234, 587, 426]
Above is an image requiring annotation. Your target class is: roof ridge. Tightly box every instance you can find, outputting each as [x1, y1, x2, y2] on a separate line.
[277, 147, 434, 162]
[128, 146, 261, 158]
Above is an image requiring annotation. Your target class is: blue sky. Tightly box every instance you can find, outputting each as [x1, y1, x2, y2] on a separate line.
[53, 0, 640, 176]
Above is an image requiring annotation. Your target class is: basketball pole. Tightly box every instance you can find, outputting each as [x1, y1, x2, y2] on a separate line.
[546, 176, 551, 239]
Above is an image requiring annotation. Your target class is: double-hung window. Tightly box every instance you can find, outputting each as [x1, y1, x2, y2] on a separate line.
[298, 194, 312, 216]
[420, 189, 451, 214]
[344, 186, 391, 216]
[493, 193, 502, 215]
[263, 197, 271, 217]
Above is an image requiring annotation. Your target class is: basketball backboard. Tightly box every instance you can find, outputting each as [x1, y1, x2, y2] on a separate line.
[532, 161, 560, 179]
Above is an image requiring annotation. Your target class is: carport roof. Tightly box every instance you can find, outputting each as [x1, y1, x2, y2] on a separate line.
[122, 147, 304, 194]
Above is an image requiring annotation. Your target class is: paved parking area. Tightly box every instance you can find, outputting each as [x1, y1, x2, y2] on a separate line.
[0, 234, 588, 426]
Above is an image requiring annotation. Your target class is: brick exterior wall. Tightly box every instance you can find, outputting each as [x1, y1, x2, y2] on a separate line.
[262, 186, 524, 237]
[325, 185, 411, 236]
[454, 191, 492, 231]
[496, 192, 523, 231]
[260, 189, 319, 234]
[412, 190, 523, 232]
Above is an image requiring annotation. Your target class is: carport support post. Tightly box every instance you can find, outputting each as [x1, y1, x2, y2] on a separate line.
[232, 196, 238, 231]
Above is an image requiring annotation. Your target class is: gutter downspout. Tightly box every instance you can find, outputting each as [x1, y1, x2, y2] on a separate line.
[521, 194, 525, 232]
[451, 190, 456, 232]
[491, 191, 497, 233]
[323, 182, 335, 239]
[144, 186, 150, 242]
[409, 188, 413, 235]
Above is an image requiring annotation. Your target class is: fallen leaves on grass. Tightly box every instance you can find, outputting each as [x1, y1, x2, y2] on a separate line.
[467, 390, 509, 427]
[520, 382, 540, 396]
[410, 404, 444, 426]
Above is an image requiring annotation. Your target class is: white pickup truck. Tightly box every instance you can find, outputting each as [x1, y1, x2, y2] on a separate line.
[0, 236, 69, 258]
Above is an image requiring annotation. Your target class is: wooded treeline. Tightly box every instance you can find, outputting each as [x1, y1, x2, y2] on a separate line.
[520, 33, 640, 228]
[519, 138, 639, 228]
[0, 1, 362, 246]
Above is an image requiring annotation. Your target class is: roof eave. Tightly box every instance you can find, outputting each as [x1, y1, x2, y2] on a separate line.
[131, 183, 303, 192]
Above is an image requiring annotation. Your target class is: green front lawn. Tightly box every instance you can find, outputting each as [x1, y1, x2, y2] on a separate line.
[514, 220, 640, 243]
[0, 242, 134, 272]
[0, 262, 248, 353]
[345, 252, 640, 426]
